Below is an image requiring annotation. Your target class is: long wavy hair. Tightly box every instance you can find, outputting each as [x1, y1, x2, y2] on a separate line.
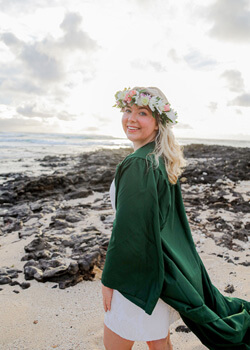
[133, 86, 187, 185]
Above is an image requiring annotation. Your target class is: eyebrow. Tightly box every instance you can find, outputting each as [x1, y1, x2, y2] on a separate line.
[124, 106, 149, 110]
[138, 106, 149, 110]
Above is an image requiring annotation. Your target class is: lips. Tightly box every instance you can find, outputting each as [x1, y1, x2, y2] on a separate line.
[127, 126, 140, 130]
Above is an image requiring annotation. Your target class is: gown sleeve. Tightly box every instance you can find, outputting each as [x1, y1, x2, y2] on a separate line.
[101, 156, 170, 315]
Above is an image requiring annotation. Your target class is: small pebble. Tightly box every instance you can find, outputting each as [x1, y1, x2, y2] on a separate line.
[9, 281, 20, 286]
[175, 325, 191, 333]
[20, 282, 31, 289]
[224, 284, 235, 293]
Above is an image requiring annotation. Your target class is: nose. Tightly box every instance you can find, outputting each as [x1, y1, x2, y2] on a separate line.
[128, 110, 137, 122]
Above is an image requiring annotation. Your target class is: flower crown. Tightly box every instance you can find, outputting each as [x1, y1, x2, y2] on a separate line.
[114, 87, 178, 126]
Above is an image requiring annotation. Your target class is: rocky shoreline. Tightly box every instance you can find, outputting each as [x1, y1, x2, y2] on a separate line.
[0, 143, 249, 291]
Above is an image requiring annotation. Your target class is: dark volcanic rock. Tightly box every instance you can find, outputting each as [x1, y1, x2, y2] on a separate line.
[0, 267, 22, 285]
[224, 284, 235, 293]
[183, 144, 249, 184]
[175, 325, 191, 333]
[239, 261, 250, 267]
[0, 147, 132, 204]
[23, 255, 97, 288]
[65, 189, 93, 200]
[0, 144, 249, 289]
[232, 229, 249, 242]
[24, 266, 44, 281]
[20, 282, 31, 289]
[2, 218, 24, 234]
[24, 237, 52, 253]
[0, 276, 12, 284]
[21, 227, 109, 288]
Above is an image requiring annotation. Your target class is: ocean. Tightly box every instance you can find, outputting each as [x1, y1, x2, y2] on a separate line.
[0, 132, 249, 183]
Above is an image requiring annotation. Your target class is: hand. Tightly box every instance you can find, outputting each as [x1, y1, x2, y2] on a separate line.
[102, 283, 114, 312]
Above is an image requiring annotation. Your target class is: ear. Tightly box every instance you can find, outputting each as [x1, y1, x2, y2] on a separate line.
[155, 124, 159, 130]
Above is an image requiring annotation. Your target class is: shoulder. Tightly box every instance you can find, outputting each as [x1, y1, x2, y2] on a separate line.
[115, 142, 173, 186]
[115, 152, 168, 187]
[116, 155, 153, 178]
[116, 141, 157, 170]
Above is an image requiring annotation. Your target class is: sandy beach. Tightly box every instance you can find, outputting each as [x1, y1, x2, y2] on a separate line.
[0, 144, 249, 349]
[0, 228, 249, 349]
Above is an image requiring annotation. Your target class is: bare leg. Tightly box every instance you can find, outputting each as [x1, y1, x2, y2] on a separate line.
[103, 323, 135, 350]
[146, 330, 173, 350]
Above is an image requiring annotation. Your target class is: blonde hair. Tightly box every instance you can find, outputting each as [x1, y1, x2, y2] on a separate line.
[133, 86, 187, 185]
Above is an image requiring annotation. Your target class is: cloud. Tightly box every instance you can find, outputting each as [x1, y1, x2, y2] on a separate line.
[228, 93, 250, 107]
[168, 49, 181, 63]
[0, 75, 44, 94]
[184, 50, 217, 70]
[1, 12, 98, 83]
[133, 0, 152, 4]
[174, 123, 193, 129]
[221, 70, 250, 108]
[128, 0, 158, 11]
[58, 111, 77, 121]
[1, 12, 98, 54]
[208, 102, 218, 113]
[220, 70, 245, 92]
[0, 10, 99, 120]
[98, 116, 112, 123]
[148, 61, 166, 72]
[0, 116, 49, 132]
[59, 12, 99, 51]
[1, 32, 21, 47]
[17, 103, 40, 118]
[1, 32, 64, 82]
[0, 68, 45, 105]
[16, 103, 76, 120]
[0, 0, 58, 13]
[84, 126, 100, 132]
[130, 59, 167, 72]
[22, 45, 63, 81]
[206, 0, 250, 42]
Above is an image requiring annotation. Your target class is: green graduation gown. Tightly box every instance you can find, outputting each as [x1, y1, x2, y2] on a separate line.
[101, 140, 250, 349]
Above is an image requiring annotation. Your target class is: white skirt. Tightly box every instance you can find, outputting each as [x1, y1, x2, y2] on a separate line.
[104, 289, 180, 341]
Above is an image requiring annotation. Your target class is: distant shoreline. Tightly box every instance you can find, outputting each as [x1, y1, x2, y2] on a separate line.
[0, 131, 250, 149]
[0, 141, 249, 185]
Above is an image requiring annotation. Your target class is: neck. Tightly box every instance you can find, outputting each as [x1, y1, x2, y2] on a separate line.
[133, 137, 155, 151]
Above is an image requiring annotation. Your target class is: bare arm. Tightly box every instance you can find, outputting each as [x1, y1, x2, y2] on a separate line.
[102, 283, 113, 312]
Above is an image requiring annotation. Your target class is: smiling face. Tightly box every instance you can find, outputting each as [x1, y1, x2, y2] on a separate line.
[122, 104, 159, 151]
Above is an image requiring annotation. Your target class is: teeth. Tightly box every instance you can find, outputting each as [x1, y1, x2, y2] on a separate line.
[128, 127, 139, 130]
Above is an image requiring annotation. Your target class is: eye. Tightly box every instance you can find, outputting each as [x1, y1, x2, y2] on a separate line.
[125, 108, 131, 113]
[139, 111, 147, 116]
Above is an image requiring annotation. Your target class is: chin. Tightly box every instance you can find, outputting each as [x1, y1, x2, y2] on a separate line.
[126, 134, 138, 142]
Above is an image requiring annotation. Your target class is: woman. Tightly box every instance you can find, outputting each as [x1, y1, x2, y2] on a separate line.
[101, 87, 250, 350]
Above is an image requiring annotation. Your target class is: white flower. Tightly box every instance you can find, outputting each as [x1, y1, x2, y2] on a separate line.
[155, 99, 165, 114]
[140, 95, 150, 106]
[136, 97, 143, 106]
[134, 90, 140, 104]
[149, 96, 158, 112]
[117, 90, 127, 100]
[166, 109, 178, 124]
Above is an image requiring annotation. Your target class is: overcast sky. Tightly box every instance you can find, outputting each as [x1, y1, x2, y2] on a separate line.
[0, 0, 249, 140]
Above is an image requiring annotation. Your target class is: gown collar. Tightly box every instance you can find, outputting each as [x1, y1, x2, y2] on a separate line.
[132, 140, 156, 158]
